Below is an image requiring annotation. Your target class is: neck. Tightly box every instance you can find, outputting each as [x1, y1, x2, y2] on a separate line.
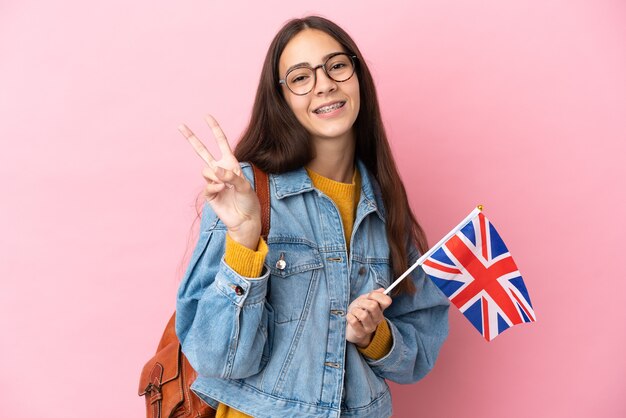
[307, 135, 356, 183]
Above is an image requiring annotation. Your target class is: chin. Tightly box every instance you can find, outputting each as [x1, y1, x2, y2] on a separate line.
[309, 119, 357, 140]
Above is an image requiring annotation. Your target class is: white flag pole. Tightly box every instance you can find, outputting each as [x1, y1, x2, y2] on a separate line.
[383, 205, 483, 295]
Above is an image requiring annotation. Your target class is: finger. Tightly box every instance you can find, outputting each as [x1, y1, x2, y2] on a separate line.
[205, 115, 235, 158]
[354, 301, 384, 325]
[178, 124, 216, 167]
[346, 313, 366, 334]
[201, 167, 220, 183]
[204, 182, 226, 202]
[367, 291, 393, 310]
[356, 299, 380, 314]
[352, 297, 384, 321]
[214, 166, 251, 192]
[350, 309, 377, 333]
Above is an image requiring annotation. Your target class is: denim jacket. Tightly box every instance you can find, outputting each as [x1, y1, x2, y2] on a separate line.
[176, 160, 449, 418]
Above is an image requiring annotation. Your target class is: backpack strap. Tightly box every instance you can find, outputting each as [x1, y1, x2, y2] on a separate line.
[251, 163, 271, 240]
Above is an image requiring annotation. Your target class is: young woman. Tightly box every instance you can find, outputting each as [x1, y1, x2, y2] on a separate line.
[176, 16, 449, 418]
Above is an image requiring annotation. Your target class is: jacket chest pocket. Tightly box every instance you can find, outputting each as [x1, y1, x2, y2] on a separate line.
[350, 259, 392, 299]
[267, 240, 324, 324]
[370, 262, 392, 290]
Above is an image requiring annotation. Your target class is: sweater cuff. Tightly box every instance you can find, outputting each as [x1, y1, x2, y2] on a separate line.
[224, 234, 268, 278]
[357, 319, 393, 360]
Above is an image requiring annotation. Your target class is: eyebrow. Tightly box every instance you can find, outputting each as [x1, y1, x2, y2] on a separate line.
[284, 51, 344, 74]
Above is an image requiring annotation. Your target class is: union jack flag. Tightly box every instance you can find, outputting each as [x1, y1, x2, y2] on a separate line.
[422, 211, 535, 341]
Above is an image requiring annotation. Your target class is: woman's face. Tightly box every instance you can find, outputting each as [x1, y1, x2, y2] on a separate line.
[278, 29, 360, 146]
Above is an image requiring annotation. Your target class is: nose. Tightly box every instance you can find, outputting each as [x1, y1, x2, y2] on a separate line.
[313, 65, 337, 95]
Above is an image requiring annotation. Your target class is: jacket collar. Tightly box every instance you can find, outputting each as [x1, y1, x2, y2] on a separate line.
[271, 159, 386, 220]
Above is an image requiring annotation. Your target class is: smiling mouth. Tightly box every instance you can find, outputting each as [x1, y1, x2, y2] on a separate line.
[313, 101, 346, 114]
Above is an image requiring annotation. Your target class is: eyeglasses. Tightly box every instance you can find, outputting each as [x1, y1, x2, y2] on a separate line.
[279, 52, 357, 96]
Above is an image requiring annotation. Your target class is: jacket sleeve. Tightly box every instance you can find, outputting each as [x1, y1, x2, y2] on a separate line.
[175, 169, 273, 380]
[364, 247, 450, 384]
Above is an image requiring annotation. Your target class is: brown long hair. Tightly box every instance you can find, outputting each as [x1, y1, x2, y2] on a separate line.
[235, 16, 427, 294]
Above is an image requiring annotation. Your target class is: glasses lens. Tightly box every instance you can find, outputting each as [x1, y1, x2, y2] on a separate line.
[325, 54, 354, 82]
[286, 67, 315, 95]
[284, 54, 356, 95]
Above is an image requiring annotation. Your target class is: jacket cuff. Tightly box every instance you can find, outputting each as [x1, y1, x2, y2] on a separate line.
[214, 258, 270, 307]
[358, 319, 393, 360]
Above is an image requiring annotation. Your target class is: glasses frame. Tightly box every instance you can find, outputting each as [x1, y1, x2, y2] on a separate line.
[278, 52, 358, 96]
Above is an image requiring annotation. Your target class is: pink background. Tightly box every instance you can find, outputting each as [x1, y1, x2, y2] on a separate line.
[1, 1, 625, 417]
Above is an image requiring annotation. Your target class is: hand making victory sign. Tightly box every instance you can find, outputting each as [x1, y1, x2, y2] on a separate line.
[178, 115, 262, 250]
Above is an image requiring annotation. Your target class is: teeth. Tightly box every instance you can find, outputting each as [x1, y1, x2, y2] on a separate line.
[315, 102, 344, 114]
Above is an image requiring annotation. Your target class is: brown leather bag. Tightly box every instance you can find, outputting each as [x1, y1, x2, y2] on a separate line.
[138, 165, 271, 418]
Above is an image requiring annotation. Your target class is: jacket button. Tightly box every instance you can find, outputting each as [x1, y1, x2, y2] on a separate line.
[234, 285, 245, 296]
[358, 266, 367, 275]
[276, 252, 287, 270]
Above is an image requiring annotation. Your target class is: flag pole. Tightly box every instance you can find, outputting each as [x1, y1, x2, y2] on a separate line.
[383, 205, 483, 295]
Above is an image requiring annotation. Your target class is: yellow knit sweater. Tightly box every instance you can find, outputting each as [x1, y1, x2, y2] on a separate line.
[217, 168, 392, 418]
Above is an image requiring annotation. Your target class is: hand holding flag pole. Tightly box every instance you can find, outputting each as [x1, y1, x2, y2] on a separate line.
[384, 205, 536, 341]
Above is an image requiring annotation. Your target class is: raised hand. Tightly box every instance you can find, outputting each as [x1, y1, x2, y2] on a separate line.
[346, 289, 393, 348]
[178, 115, 261, 249]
